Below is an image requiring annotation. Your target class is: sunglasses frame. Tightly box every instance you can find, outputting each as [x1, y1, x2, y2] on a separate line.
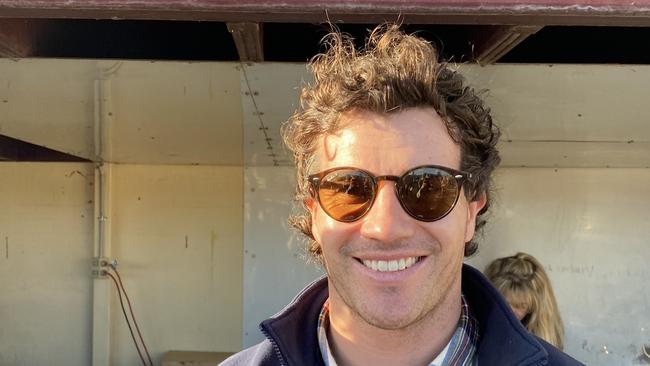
[308, 165, 472, 223]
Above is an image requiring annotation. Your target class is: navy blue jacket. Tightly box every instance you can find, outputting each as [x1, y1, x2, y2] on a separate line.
[222, 265, 584, 366]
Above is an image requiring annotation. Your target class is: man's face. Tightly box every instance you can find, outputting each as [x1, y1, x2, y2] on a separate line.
[308, 107, 485, 331]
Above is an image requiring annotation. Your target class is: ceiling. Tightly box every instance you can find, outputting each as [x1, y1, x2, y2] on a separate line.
[1, 0, 650, 165]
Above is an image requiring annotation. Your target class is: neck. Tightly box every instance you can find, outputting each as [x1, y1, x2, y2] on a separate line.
[327, 287, 462, 366]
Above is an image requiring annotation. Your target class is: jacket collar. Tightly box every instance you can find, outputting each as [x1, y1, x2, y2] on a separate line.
[260, 275, 329, 366]
[261, 265, 548, 366]
[462, 265, 548, 365]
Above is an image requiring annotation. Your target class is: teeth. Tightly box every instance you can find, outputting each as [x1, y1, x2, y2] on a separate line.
[362, 257, 420, 272]
[388, 260, 398, 271]
[398, 258, 406, 270]
[378, 261, 388, 271]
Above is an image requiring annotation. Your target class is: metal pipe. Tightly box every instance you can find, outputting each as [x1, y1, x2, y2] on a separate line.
[92, 74, 113, 366]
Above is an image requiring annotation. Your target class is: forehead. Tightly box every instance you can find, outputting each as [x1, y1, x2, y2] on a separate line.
[314, 107, 461, 174]
[504, 289, 534, 309]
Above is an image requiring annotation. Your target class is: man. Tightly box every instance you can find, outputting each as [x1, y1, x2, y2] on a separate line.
[223, 24, 582, 366]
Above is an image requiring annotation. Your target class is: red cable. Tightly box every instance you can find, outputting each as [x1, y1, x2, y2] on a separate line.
[106, 272, 148, 366]
[111, 268, 154, 366]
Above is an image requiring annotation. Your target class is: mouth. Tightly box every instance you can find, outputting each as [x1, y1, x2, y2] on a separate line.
[358, 256, 423, 272]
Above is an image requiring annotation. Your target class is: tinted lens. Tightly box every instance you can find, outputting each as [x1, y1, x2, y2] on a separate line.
[318, 169, 375, 222]
[397, 167, 460, 221]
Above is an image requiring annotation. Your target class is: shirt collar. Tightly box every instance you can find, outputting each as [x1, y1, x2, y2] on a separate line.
[317, 294, 479, 366]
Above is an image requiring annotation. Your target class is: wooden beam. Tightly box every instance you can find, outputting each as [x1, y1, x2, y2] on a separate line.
[0, 19, 35, 58]
[1, 1, 650, 26]
[473, 25, 543, 65]
[227, 22, 263, 62]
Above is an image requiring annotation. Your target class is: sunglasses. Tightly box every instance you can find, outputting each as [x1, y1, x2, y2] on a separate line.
[308, 165, 471, 223]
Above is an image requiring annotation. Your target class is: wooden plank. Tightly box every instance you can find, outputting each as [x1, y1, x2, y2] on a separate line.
[227, 22, 263, 62]
[0, 19, 34, 58]
[162, 351, 234, 365]
[1, 1, 650, 26]
[473, 25, 543, 64]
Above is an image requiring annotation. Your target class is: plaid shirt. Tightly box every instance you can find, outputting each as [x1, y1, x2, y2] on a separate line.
[317, 294, 479, 366]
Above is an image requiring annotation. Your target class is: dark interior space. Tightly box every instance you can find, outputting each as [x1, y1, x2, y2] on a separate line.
[263, 23, 488, 63]
[501, 26, 650, 64]
[4, 19, 649, 64]
[30, 19, 240, 61]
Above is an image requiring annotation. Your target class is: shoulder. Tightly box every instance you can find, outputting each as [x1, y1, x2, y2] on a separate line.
[221, 276, 329, 366]
[219, 340, 278, 366]
[537, 337, 585, 366]
[461, 265, 585, 366]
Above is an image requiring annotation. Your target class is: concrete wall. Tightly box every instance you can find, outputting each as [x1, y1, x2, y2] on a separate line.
[0, 163, 243, 366]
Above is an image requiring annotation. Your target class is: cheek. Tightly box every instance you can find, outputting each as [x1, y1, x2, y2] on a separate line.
[436, 201, 471, 237]
[312, 207, 357, 254]
[511, 306, 529, 321]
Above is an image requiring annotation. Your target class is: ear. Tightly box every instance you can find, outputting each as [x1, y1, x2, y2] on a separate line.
[464, 192, 487, 243]
[305, 197, 314, 210]
[305, 197, 322, 243]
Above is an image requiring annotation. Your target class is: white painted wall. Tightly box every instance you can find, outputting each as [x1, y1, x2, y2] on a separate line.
[242, 166, 323, 346]
[241, 63, 650, 168]
[467, 167, 650, 365]
[110, 164, 243, 365]
[0, 163, 243, 366]
[0, 162, 94, 366]
[242, 166, 650, 365]
[0, 59, 243, 166]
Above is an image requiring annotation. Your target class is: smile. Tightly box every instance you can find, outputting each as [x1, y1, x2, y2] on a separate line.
[361, 257, 422, 272]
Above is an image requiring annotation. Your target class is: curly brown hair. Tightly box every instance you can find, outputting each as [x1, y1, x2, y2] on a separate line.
[282, 24, 500, 261]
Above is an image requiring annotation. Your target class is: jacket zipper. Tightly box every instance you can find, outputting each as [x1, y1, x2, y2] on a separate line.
[260, 326, 288, 366]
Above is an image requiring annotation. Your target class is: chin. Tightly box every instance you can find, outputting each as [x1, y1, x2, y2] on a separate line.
[357, 304, 424, 331]
[366, 317, 416, 331]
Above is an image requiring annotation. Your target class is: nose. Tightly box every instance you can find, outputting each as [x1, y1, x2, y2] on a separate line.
[359, 181, 416, 242]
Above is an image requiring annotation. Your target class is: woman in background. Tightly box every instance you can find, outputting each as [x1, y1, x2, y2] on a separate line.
[485, 252, 565, 349]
